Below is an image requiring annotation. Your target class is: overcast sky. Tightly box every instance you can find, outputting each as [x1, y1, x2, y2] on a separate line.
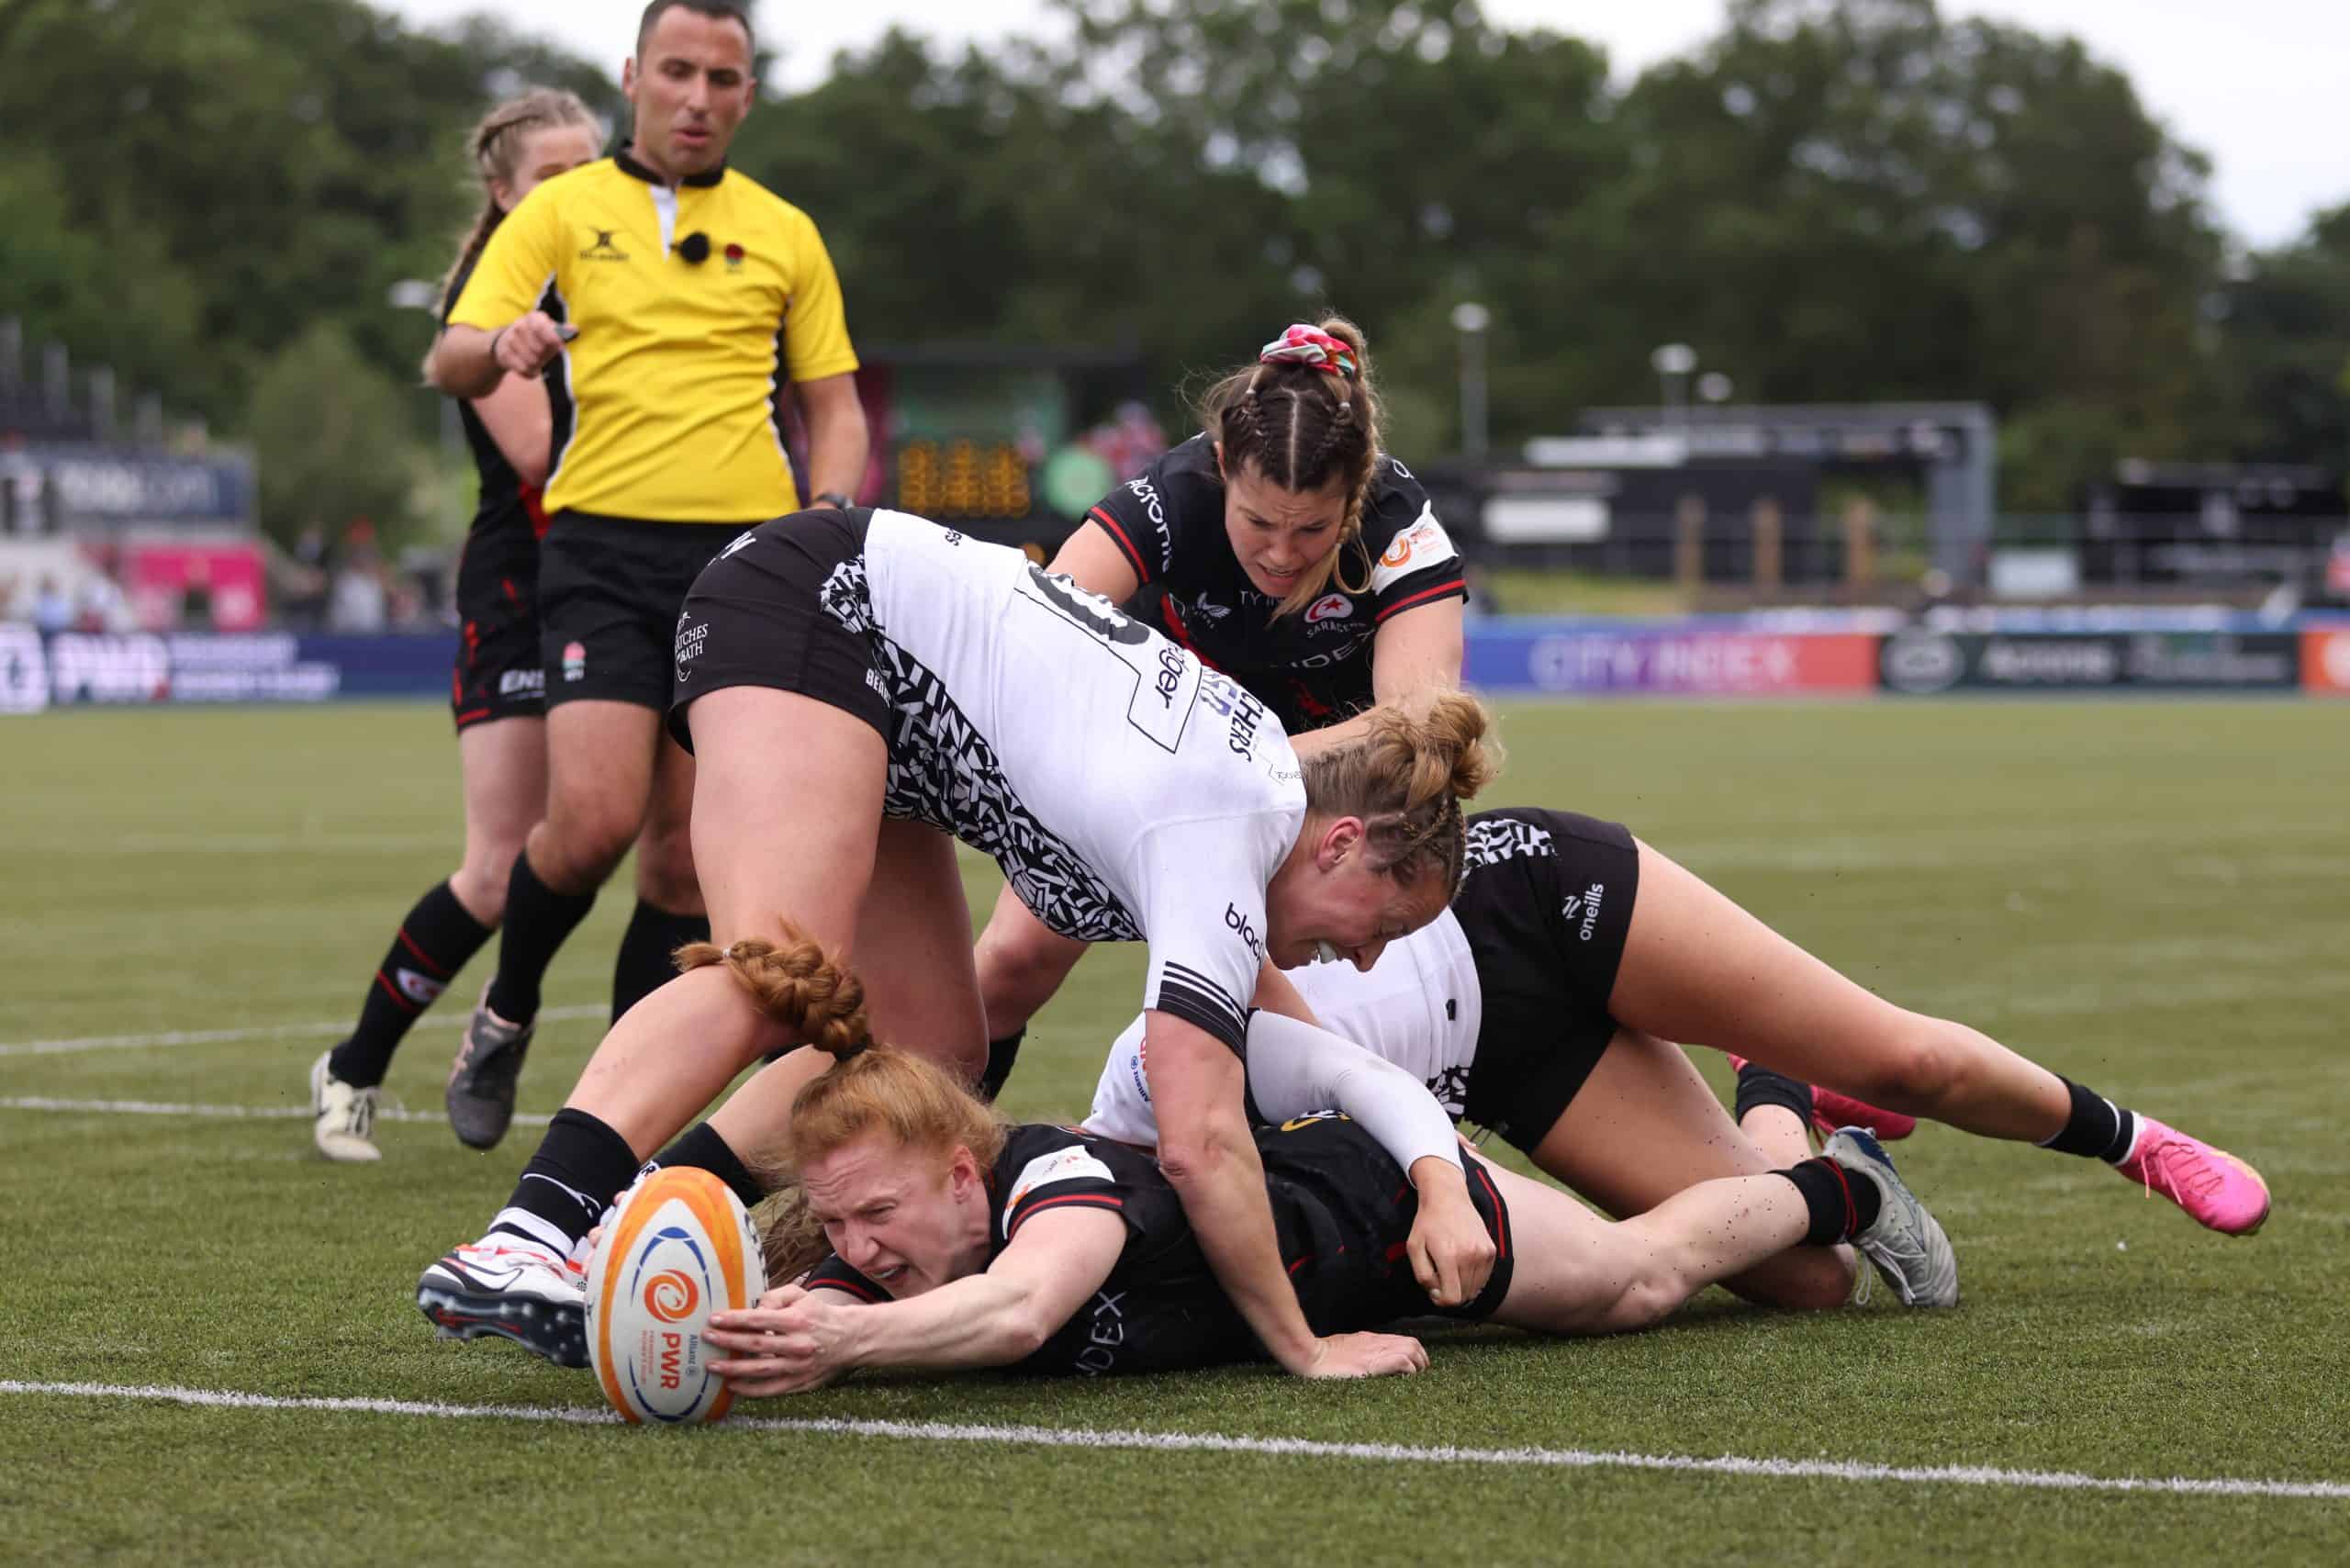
[381, 0, 2344, 248]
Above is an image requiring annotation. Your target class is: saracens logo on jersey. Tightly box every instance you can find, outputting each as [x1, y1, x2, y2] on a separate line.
[1304, 592, 1353, 625]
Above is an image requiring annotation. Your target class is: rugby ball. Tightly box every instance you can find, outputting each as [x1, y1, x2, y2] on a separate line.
[585, 1167, 767, 1425]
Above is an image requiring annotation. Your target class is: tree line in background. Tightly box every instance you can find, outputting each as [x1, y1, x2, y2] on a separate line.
[3, 0, 2346, 545]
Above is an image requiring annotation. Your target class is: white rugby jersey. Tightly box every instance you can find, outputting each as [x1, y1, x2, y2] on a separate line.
[836, 509, 1306, 1054]
[1089, 906, 1485, 1139]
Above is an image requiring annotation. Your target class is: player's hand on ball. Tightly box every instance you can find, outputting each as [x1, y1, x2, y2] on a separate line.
[493, 311, 570, 379]
[1304, 1330, 1427, 1379]
[1405, 1162, 1496, 1309]
[707, 1284, 856, 1395]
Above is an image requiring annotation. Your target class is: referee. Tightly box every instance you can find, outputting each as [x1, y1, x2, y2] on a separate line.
[425, 0, 867, 1148]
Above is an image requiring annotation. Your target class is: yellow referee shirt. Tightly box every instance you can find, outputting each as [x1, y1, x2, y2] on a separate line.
[451, 151, 858, 523]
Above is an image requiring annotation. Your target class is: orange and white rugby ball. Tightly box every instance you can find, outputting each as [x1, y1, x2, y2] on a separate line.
[585, 1167, 767, 1425]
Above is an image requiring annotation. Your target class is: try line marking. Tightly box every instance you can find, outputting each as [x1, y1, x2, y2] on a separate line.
[0, 1096, 553, 1128]
[0, 1003, 607, 1058]
[4, 1381, 2344, 1501]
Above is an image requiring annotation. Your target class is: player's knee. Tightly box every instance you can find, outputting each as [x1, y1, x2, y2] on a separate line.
[541, 801, 638, 886]
[631, 831, 700, 913]
[1607, 1267, 1691, 1331]
[450, 838, 529, 924]
[1866, 1024, 1964, 1111]
[976, 924, 1071, 1015]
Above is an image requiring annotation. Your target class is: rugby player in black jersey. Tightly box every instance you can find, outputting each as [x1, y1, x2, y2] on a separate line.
[689, 956, 1953, 1394]
[969, 319, 1467, 1097]
[418, 501, 1502, 1382]
[308, 91, 604, 1162]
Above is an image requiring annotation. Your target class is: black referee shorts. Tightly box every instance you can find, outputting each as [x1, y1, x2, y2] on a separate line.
[1455, 810, 1642, 1154]
[666, 508, 892, 753]
[539, 511, 752, 711]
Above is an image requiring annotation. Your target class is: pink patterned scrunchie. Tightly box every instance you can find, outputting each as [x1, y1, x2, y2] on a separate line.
[1258, 324, 1358, 377]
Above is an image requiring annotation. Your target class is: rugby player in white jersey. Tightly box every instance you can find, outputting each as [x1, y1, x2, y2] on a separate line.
[419, 502, 1499, 1380]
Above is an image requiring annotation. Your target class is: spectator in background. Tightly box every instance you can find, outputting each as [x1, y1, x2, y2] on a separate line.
[424, 0, 867, 1150]
[329, 533, 388, 633]
[282, 522, 330, 629]
[73, 546, 129, 632]
[179, 556, 214, 631]
[31, 576, 73, 634]
[1082, 398, 1169, 484]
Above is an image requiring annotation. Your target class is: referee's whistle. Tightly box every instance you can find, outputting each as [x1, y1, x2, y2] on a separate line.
[555, 325, 580, 342]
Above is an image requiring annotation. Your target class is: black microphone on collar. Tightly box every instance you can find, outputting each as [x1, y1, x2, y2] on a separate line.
[677, 231, 711, 264]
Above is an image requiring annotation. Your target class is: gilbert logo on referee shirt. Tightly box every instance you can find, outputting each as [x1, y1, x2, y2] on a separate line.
[579, 228, 630, 262]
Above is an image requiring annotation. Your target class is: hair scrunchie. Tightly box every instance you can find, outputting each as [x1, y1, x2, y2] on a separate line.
[1259, 324, 1358, 377]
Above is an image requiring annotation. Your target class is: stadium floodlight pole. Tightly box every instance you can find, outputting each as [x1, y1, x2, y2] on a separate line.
[1451, 301, 1491, 463]
[1651, 342, 1696, 435]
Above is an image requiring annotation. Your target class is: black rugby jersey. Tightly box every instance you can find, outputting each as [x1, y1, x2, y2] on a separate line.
[804, 1118, 1507, 1376]
[1085, 434, 1466, 730]
[443, 253, 568, 543]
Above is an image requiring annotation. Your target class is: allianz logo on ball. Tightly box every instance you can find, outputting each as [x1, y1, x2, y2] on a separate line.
[586, 1168, 767, 1425]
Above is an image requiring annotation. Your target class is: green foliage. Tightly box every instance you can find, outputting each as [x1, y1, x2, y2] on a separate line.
[3, 0, 2344, 519]
[242, 322, 422, 547]
[0, 156, 207, 410]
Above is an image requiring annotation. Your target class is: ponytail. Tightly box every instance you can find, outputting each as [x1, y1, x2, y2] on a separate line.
[675, 934, 872, 1059]
[1299, 689, 1502, 894]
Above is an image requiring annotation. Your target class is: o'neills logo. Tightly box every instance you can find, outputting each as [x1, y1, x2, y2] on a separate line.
[1304, 592, 1352, 623]
[1561, 882, 1605, 942]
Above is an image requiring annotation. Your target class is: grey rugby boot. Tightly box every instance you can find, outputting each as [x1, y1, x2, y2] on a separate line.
[446, 983, 534, 1149]
[1824, 1126, 1960, 1307]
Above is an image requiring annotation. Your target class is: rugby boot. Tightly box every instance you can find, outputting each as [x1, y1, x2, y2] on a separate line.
[1824, 1126, 1959, 1307]
[447, 983, 534, 1149]
[416, 1239, 588, 1368]
[2111, 1115, 2270, 1236]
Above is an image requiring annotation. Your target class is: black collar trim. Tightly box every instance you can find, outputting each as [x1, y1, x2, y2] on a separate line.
[614, 148, 726, 189]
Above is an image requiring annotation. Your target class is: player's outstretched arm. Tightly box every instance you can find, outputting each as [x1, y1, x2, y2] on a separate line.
[705, 1207, 1125, 1394]
[1146, 1011, 1427, 1379]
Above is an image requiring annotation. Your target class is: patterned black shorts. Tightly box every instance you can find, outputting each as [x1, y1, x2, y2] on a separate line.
[1454, 809, 1642, 1153]
[666, 508, 890, 752]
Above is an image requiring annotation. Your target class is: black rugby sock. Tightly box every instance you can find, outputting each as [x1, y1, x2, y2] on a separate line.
[1733, 1061, 1816, 1129]
[979, 1027, 1026, 1101]
[488, 1108, 641, 1255]
[610, 900, 711, 1024]
[327, 880, 492, 1088]
[1779, 1157, 1884, 1246]
[2038, 1076, 2140, 1163]
[648, 1122, 766, 1209]
[483, 848, 599, 1025]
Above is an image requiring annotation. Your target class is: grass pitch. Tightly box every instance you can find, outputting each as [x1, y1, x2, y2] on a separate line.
[3, 698, 2346, 1565]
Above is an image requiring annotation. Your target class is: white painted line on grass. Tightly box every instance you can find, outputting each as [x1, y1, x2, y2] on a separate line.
[3, 1381, 2344, 1500]
[0, 1096, 553, 1128]
[0, 1004, 607, 1058]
